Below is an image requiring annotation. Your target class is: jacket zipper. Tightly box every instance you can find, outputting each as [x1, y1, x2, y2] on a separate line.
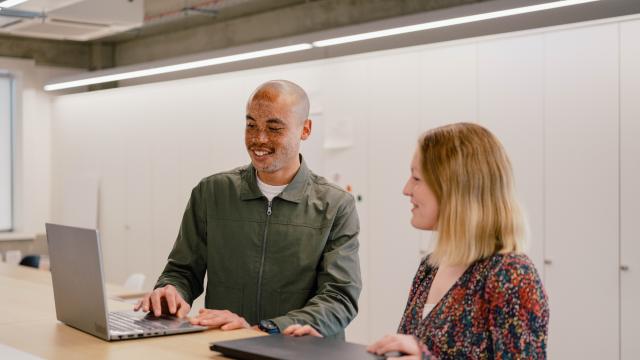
[256, 199, 272, 321]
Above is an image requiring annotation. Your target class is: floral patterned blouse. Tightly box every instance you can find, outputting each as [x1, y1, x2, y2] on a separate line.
[398, 253, 549, 359]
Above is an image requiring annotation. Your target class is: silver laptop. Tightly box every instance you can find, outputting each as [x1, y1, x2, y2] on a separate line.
[45, 223, 206, 341]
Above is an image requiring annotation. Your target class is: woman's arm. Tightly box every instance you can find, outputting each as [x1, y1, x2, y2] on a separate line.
[487, 254, 549, 359]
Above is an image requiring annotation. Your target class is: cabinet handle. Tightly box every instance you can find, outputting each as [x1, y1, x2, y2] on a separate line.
[620, 265, 630, 271]
[544, 259, 552, 265]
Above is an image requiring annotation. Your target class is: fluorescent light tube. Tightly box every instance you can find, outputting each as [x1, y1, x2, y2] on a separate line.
[0, 0, 29, 8]
[313, 0, 601, 47]
[44, 43, 313, 91]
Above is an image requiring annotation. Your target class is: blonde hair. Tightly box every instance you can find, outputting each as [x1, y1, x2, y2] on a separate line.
[419, 122, 526, 267]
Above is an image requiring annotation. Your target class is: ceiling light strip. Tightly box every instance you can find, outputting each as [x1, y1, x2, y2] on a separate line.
[44, 43, 313, 91]
[312, 0, 601, 47]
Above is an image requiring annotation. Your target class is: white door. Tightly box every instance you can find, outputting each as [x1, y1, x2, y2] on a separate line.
[367, 50, 423, 342]
[544, 24, 620, 359]
[477, 34, 546, 274]
[315, 57, 371, 343]
[620, 19, 640, 360]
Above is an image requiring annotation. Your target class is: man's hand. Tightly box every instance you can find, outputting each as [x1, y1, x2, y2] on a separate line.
[367, 334, 425, 360]
[189, 309, 250, 330]
[133, 284, 191, 318]
[282, 324, 323, 337]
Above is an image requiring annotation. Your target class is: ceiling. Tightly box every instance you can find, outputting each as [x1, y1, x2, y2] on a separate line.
[3, 0, 640, 92]
[122, 0, 307, 42]
[0, 0, 488, 70]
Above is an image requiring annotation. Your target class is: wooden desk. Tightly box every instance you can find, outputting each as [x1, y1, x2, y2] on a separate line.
[0, 263, 264, 359]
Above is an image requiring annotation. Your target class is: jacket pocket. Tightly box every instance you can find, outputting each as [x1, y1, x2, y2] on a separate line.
[207, 282, 244, 315]
[278, 289, 313, 315]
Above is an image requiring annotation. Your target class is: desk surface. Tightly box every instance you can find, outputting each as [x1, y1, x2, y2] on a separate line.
[0, 262, 263, 359]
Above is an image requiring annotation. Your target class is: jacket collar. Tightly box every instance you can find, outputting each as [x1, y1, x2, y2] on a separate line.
[240, 154, 310, 203]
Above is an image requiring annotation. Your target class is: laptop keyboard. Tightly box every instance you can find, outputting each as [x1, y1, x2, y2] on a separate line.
[108, 312, 170, 333]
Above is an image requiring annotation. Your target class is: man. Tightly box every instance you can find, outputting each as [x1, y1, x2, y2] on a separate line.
[134, 80, 361, 339]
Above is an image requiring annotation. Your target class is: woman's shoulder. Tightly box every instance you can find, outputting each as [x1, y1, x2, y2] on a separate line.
[484, 252, 544, 289]
[483, 252, 549, 325]
[489, 252, 536, 269]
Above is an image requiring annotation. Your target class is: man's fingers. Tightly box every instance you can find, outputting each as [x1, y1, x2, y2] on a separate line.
[221, 319, 247, 331]
[140, 294, 151, 312]
[133, 299, 142, 311]
[199, 316, 223, 327]
[150, 289, 164, 316]
[293, 325, 321, 337]
[176, 301, 190, 318]
[200, 315, 233, 328]
[283, 324, 301, 335]
[282, 324, 321, 337]
[195, 309, 228, 320]
[292, 327, 309, 336]
[192, 309, 248, 329]
[193, 310, 232, 327]
[165, 290, 177, 315]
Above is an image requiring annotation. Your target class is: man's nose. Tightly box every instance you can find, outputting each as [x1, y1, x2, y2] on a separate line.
[256, 130, 269, 142]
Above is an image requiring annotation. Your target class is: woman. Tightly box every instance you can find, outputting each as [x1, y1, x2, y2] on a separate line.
[367, 122, 549, 359]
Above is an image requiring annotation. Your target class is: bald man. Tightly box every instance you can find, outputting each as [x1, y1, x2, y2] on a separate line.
[134, 80, 362, 339]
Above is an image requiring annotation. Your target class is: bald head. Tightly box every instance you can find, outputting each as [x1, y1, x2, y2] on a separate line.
[247, 80, 310, 125]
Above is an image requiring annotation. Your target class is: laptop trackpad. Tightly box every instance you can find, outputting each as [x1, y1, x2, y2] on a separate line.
[140, 312, 197, 329]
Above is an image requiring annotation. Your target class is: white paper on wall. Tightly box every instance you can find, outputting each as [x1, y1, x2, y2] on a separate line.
[323, 116, 354, 150]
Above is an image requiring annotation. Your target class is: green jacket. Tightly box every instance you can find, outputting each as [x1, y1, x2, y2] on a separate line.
[155, 157, 361, 338]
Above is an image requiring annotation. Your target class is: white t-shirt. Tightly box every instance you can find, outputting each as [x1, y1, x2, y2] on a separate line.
[256, 174, 287, 201]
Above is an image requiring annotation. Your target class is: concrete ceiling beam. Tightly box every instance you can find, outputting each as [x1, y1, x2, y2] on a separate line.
[0, 35, 94, 69]
[114, 0, 484, 66]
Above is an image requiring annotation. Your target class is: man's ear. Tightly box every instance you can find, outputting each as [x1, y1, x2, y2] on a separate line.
[300, 119, 312, 140]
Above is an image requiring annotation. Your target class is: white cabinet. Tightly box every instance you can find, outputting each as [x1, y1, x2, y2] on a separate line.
[418, 43, 478, 255]
[544, 24, 620, 359]
[366, 51, 422, 341]
[477, 35, 545, 273]
[314, 58, 370, 343]
[620, 19, 640, 360]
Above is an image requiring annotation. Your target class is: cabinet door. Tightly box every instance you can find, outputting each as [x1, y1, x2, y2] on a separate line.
[620, 19, 640, 360]
[477, 35, 545, 274]
[544, 24, 619, 359]
[418, 43, 478, 255]
[367, 51, 422, 342]
[312, 58, 370, 343]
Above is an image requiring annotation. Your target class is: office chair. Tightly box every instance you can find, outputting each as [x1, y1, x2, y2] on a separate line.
[19, 255, 40, 269]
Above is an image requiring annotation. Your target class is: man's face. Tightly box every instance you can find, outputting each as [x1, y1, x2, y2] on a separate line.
[245, 97, 303, 174]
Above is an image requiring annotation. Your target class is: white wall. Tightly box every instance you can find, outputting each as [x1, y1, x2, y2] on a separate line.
[0, 57, 78, 236]
[49, 15, 640, 358]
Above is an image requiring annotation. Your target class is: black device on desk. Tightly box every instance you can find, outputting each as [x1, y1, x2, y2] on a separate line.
[210, 334, 401, 360]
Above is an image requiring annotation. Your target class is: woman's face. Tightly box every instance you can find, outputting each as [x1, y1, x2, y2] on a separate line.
[403, 149, 439, 230]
